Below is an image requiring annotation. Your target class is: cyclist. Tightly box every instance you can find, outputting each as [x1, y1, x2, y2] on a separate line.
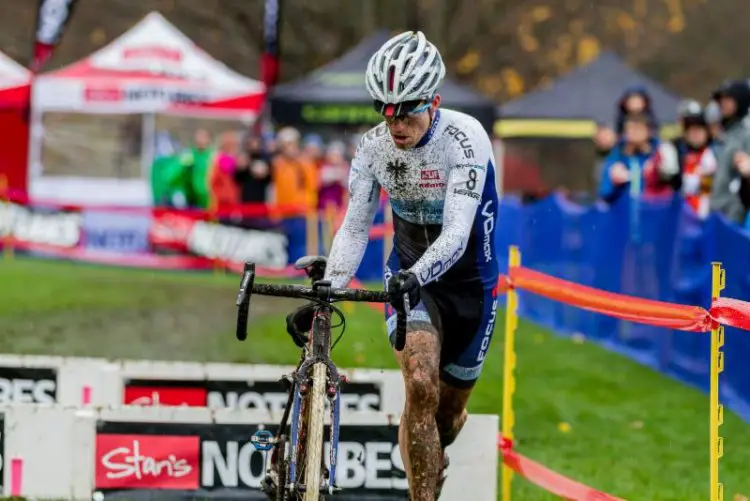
[287, 31, 499, 500]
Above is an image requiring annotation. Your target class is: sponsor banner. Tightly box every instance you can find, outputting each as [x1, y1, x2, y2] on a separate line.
[123, 379, 382, 413]
[149, 210, 289, 269]
[0, 202, 82, 248]
[94, 421, 407, 500]
[0, 367, 57, 404]
[82, 210, 151, 254]
[84, 85, 210, 106]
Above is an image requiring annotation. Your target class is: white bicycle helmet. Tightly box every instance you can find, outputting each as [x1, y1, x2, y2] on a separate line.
[366, 31, 446, 106]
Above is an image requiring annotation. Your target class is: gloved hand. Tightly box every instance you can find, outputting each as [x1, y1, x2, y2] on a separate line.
[285, 303, 316, 348]
[387, 270, 421, 314]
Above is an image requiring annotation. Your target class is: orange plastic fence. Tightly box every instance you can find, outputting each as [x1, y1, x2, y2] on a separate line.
[501, 447, 626, 501]
[509, 267, 715, 332]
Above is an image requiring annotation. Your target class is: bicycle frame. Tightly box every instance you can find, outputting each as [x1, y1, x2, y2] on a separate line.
[237, 259, 406, 500]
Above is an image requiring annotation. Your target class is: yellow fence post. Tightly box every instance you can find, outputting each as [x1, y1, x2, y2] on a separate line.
[0, 174, 12, 261]
[502, 246, 521, 501]
[710, 262, 726, 501]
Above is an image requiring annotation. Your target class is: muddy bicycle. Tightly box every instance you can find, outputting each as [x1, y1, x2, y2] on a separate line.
[235, 256, 407, 501]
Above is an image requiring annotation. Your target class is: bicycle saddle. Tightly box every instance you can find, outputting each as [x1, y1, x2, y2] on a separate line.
[294, 255, 327, 282]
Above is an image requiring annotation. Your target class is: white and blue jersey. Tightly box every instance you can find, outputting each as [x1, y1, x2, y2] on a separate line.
[324, 108, 500, 387]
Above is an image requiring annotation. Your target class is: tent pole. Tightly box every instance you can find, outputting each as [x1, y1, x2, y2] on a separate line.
[140, 112, 156, 183]
[27, 106, 44, 192]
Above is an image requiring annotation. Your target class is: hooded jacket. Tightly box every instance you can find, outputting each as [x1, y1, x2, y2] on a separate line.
[614, 86, 660, 136]
[709, 79, 750, 223]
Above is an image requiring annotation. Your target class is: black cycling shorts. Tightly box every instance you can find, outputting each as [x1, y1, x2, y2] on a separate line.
[384, 251, 500, 389]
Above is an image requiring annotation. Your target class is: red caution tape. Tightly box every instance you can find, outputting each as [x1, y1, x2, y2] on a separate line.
[710, 297, 750, 331]
[498, 437, 625, 501]
[509, 267, 714, 332]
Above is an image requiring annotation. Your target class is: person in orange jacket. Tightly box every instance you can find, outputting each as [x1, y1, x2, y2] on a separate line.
[271, 127, 318, 212]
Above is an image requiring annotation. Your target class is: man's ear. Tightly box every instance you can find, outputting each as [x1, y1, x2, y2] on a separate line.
[432, 94, 442, 110]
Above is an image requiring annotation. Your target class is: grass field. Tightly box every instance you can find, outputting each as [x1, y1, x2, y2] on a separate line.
[2, 256, 750, 500]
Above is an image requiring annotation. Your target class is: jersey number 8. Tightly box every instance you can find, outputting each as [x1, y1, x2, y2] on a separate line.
[466, 168, 477, 191]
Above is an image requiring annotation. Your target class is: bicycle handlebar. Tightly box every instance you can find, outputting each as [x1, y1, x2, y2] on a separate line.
[235, 262, 408, 351]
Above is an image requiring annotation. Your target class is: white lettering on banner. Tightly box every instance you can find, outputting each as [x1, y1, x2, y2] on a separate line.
[101, 439, 192, 480]
[124, 88, 206, 104]
[477, 298, 498, 362]
[0, 203, 81, 247]
[207, 391, 380, 412]
[201, 441, 268, 488]
[207, 391, 288, 413]
[482, 200, 494, 263]
[188, 222, 288, 268]
[0, 378, 55, 403]
[202, 440, 406, 490]
[323, 442, 408, 490]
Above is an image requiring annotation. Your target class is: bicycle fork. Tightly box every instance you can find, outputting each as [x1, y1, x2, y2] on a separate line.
[288, 359, 346, 495]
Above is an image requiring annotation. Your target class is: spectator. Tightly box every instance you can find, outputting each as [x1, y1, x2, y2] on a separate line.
[209, 130, 241, 212]
[317, 140, 350, 212]
[672, 101, 717, 218]
[302, 134, 324, 169]
[709, 79, 750, 224]
[593, 122, 618, 185]
[234, 134, 272, 204]
[599, 113, 679, 203]
[179, 128, 214, 209]
[615, 86, 659, 136]
[271, 127, 318, 210]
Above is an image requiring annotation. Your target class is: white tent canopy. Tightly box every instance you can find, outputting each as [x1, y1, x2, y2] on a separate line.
[33, 11, 264, 117]
[0, 51, 30, 90]
[29, 11, 265, 205]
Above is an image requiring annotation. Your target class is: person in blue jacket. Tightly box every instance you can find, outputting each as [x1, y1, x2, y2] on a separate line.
[599, 113, 679, 203]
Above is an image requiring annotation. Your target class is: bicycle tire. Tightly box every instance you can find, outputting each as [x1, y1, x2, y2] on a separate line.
[302, 361, 327, 501]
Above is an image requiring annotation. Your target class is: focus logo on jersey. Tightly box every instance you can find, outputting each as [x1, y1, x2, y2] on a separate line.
[477, 297, 498, 362]
[445, 124, 475, 159]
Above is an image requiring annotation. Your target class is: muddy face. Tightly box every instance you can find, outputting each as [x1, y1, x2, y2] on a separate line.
[386, 112, 432, 149]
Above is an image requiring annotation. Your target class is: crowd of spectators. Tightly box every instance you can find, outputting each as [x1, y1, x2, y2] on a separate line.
[158, 77, 750, 233]
[594, 79, 750, 228]
[156, 125, 360, 220]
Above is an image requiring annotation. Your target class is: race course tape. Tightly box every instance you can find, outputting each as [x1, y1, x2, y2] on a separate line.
[0, 405, 497, 500]
[501, 447, 625, 501]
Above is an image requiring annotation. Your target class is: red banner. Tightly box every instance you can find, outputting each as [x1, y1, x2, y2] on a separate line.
[95, 434, 200, 490]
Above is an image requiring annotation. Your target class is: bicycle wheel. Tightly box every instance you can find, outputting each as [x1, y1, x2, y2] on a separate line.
[302, 361, 327, 501]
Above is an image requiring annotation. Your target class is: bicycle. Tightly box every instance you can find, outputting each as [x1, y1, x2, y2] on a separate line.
[235, 255, 407, 501]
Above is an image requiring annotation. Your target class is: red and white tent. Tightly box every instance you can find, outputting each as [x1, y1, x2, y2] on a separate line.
[33, 11, 265, 117]
[29, 11, 266, 205]
[0, 50, 31, 109]
[0, 51, 31, 195]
